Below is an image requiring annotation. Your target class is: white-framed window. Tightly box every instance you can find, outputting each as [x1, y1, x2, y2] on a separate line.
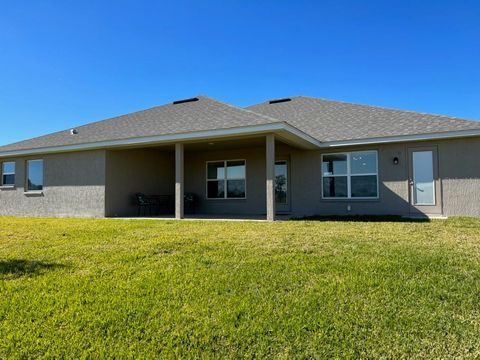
[206, 160, 246, 199]
[1, 161, 15, 186]
[26, 159, 44, 192]
[322, 151, 378, 199]
[275, 160, 288, 204]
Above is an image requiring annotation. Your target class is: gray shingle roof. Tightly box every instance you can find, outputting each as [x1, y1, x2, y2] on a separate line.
[0, 96, 280, 153]
[1, 95, 479, 154]
[247, 96, 480, 142]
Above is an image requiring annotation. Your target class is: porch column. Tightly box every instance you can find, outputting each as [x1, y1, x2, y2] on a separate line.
[266, 134, 276, 221]
[175, 143, 184, 219]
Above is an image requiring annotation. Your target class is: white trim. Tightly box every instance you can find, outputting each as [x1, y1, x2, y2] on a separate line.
[0, 185, 15, 190]
[1, 161, 15, 186]
[26, 159, 44, 193]
[321, 150, 379, 200]
[206, 159, 247, 200]
[275, 160, 289, 205]
[0, 123, 322, 158]
[411, 150, 436, 206]
[2, 122, 480, 158]
[23, 191, 43, 195]
[321, 129, 480, 148]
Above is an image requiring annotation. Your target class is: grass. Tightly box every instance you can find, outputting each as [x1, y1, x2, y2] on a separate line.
[1, 217, 480, 358]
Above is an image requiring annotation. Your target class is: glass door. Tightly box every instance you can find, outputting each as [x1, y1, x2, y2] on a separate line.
[408, 147, 442, 215]
[275, 160, 290, 213]
[412, 151, 435, 205]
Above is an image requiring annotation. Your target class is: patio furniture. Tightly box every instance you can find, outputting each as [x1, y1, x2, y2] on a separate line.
[184, 193, 197, 214]
[135, 193, 157, 216]
[149, 195, 172, 215]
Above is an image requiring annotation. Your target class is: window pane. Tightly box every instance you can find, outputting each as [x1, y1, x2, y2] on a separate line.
[207, 180, 224, 198]
[351, 175, 378, 198]
[226, 160, 245, 179]
[3, 162, 15, 174]
[351, 152, 377, 174]
[413, 151, 434, 205]
[275, 161, 287, 204]
[27, 160, 44, 191]
[322, 154, 347, 176]
[227, 179, 245, 198]
[3, 174, 15, 186]
[323, 176, 347, 197]
[207, 162, 225, 180]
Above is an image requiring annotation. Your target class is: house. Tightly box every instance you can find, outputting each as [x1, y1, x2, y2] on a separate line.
[1, 95, 480, 220]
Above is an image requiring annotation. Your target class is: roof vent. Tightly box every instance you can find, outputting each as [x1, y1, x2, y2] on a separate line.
[268, 98, 292, 104]
[70, 128, 78, 135]
[173, 97, 199, 105]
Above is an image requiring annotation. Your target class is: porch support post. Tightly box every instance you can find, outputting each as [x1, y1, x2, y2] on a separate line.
[175, 143, 184, 219]
[266, 134, 276, 221]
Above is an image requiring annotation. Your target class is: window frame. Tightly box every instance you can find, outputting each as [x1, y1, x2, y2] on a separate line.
[26, 159, 44, 193]
[322, 150, 379, 200]
[275, 159, 289, 205]
[1, 161, 16, 187]
[206, 159, 247, 200]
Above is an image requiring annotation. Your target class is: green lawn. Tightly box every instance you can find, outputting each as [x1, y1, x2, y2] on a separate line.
[1, 217, 480, 358]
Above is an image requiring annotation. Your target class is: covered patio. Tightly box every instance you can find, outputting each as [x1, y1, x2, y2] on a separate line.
[104, 131, 314, 221]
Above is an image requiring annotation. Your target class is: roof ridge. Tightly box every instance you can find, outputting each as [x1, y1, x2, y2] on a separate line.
[196, 95, 284, 124]
[293, 96, 479, 123]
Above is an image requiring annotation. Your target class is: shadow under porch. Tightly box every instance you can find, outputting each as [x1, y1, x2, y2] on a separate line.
[104, 136, 285, 219]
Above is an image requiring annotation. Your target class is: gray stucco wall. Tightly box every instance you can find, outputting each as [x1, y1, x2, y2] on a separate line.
[438, 138, 480, 216]
[287, 138, 480, 217]
[1, 136, 479, 219]
[182, 138, 480, 218]
[282, 142, 410, 217]
[175, 142, 412, 218]
[184, 147, 267, 215]
[0, 150, 106, 217]
[105, 149, 175, 217]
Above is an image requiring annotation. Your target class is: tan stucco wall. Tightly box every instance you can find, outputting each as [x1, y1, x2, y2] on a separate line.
[0, 150, 106, 217]
[104, 149, 175, 217]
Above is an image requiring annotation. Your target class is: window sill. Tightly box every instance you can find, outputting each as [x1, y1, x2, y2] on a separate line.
[321, 198, 380, 202]
[0, 185, 15, 190]
[24, 191, 44, 196]
[206, 198, 247, 201]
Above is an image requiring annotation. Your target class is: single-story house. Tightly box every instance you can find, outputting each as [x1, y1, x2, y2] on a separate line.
[1, 96, 479, 220]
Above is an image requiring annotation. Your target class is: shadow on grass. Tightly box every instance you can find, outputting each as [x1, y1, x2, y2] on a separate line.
[0, 259, 67, 279]
[291, 215, 431, 223]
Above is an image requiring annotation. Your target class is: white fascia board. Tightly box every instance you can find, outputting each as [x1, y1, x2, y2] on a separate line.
[0, 122, 321, 158]
[320, 129, 480, 148]
[3, 125, 479, 158]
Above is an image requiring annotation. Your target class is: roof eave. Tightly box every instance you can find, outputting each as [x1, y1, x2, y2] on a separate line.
[0, 122, 321, 158]
[320, 129, 480, 148]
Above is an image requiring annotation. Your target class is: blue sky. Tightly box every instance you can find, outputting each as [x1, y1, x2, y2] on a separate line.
[1, 0, 479, 145]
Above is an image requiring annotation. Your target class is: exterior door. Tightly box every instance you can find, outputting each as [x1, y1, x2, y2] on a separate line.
[275, 160, 290, 213]
[408, 146, 442, 215]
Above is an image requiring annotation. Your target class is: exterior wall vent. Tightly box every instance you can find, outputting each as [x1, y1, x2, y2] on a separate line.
[173, 97, 199, 105]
